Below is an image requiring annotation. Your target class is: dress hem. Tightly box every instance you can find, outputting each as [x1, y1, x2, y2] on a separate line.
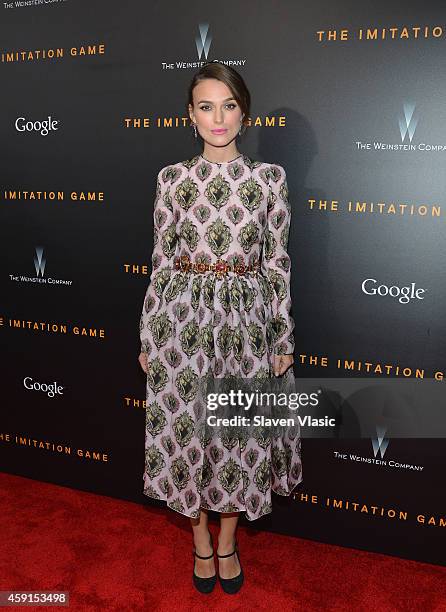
[143, 475, 303, 523]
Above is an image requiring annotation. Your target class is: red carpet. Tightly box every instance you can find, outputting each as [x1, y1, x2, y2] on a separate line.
[1, 472, 445, 611]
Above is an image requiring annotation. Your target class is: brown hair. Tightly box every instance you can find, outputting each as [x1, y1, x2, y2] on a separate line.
[186, 62, 251, 134]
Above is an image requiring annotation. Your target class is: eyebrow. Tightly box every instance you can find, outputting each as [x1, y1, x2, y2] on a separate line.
[197, 97, 236, 103]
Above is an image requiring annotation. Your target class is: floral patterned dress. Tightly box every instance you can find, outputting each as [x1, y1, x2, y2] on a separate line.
[140, 152, 303, 521]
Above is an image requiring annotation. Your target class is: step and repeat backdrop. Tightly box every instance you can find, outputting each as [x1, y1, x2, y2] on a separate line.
[1, 1, 445, 566]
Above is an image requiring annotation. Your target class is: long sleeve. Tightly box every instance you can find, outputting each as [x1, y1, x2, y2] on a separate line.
[261, 164, 295, 356]
[139, 167, 179, 354]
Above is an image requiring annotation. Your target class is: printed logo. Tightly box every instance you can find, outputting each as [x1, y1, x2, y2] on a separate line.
[34, 246, 46, 277]
[355, 101, 446, 153]
[9, 247, 73, 286]
[333, 425, 424, 472]
[361, 278, 427, 304]
[371, 425, 389, 458]
[398, 102, 418, 143]
[23, 376, 64, 398]
[195, 23, 212, 60]
[161, 23, 246, 70]
[15, 116, 60, 136]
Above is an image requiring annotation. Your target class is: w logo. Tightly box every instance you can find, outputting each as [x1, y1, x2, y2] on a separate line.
[195, 23, 212, 60]
[33, 246, 46, 277]
[398, 102, 418, 143]
[371, 425, 389, 459]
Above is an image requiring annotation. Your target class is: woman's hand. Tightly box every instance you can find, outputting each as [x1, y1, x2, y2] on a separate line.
[273, 353, 294, 377]
[138, 351, 148, 374]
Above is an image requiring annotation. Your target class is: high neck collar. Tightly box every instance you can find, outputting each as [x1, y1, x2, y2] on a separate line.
[200, 153, 243, 165]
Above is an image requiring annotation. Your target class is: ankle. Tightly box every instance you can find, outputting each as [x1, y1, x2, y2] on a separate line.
[217, 536, 236, 554]
[193, 529, 212, 552]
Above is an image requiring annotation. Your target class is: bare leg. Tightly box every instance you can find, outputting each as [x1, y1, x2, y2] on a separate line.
[190, 510, 215, 578]
[217, 512, 241, 579]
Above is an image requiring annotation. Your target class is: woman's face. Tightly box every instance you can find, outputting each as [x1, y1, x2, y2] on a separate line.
[189, 78, 244, 146]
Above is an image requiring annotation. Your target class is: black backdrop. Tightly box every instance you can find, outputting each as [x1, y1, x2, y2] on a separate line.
[1, 0, 445, 567]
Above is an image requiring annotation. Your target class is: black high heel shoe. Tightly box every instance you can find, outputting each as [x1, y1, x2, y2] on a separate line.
[217, 540, 244, 595]
[192, 533, 217, 594]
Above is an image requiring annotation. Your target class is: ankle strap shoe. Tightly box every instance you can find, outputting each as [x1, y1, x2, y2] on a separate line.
[217, 540, 244, 594]
[192, 533, 217, 594]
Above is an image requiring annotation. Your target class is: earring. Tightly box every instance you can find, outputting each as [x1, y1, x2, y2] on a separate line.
[193, 123, 197, 139]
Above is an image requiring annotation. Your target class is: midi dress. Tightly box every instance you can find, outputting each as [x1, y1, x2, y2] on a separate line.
[139, 152, 303, 521]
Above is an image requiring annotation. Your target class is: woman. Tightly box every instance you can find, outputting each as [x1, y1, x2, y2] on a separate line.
[138, 62, 303, 595]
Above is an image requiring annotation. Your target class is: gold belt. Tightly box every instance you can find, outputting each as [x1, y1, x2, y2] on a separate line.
[174, 255, 260, 278]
